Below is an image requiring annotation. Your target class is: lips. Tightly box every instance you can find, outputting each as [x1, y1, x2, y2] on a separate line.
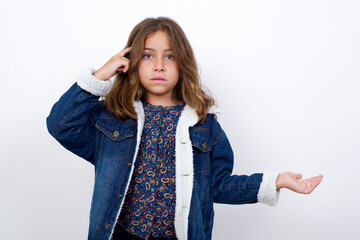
[151, 76, 166, 83]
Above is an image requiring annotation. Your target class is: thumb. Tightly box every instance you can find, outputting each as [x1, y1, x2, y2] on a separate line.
[295, 173, 303, 180]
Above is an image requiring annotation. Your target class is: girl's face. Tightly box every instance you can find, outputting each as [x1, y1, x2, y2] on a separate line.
[138, 30, 180, 106]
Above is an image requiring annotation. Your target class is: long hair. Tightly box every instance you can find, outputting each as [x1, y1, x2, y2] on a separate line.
[104, 16, 215, 124]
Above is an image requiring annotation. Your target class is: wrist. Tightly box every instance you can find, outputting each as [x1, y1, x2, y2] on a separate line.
[276, 173, 283, 191]
[93, 70, 108, 81]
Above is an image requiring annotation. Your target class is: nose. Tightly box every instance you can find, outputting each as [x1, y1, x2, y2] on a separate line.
[154, 58, 165, 72]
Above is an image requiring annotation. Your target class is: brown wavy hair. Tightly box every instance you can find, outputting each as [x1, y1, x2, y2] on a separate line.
[104, 16, 215, 124]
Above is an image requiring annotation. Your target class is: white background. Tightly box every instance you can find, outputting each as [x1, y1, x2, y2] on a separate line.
[1, 0, 359, 239]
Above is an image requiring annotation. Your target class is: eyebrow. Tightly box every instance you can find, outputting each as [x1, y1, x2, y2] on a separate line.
[144, 48, 172, 52]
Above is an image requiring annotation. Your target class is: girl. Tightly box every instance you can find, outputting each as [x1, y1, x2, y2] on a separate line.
[46, 17, 323, 240]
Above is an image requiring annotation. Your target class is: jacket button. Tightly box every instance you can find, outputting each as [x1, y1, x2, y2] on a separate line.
[127, 162, 131, 167]
[112, 131, 120, 138]
[202, 142, 207, 149]
[118, 193, 123, 199]
[105, 222, 110, 230]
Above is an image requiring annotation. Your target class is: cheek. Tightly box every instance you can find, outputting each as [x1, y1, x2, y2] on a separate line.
[169, 64, 179, 78]
[138, 61, 145, 75]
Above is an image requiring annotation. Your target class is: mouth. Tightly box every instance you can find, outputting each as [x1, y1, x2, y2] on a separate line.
[151, 77, 167, 83]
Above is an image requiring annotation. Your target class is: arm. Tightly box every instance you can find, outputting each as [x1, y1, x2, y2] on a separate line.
[209, 116, 278, 205]
[210, 133, 262, 204]
[210, 132, 280, 206]
[46, 68, 111, 164]
[46, 47, 132, 164]
[209, 116, 323, 206]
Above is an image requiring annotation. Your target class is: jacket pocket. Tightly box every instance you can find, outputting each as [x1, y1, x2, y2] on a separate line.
[95, 116, 137, 160]
[190, 129, 211, 174]
[190, 129, 211, 153]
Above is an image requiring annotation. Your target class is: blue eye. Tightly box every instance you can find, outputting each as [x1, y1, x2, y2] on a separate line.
[143, 54, 152, 59]
[166, 55, 174, 60]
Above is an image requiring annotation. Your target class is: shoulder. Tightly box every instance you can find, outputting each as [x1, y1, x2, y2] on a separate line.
[208, 104, 222, 115]
[190, 114, 227, 150]
[189, 103, 223, 125]
[191, 103, 223, 127]
[191, 107, 226, 142]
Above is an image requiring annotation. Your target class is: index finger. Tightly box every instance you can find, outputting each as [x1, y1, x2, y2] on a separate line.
[118, 47, 132, 57]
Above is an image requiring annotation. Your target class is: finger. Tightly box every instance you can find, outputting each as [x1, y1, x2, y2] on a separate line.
[123, 64, 129, 73]
[118, 47, 131, 56]
[296, 173, 303, 180]
[313, 176, 323, 188]
[304, 176, 323, 194]
[116, 66, 124, 72]
[118, 47, 132, 57]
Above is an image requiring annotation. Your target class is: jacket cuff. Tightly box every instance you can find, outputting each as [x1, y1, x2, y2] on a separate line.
[76, 67, 114, 96]
[257, 171, 280, 206]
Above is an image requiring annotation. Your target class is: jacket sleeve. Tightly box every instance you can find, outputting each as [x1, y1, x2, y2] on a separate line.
[46, 67, 113, 164]
[209, 115, 280, 206]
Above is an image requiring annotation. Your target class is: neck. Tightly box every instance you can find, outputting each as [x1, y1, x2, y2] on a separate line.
[144, 94, 181, 106]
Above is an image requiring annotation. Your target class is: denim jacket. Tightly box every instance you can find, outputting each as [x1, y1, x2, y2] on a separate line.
[46, 68, 279, 240]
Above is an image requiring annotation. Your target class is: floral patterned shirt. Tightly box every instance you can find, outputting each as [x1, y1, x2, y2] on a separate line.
[116, 100, 185, 239]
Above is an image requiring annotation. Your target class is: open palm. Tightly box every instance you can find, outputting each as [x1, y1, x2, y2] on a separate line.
[276, 172, 323, 194]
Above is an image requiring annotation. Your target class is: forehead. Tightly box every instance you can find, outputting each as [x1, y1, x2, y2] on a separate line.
[144, 31, 171, 49]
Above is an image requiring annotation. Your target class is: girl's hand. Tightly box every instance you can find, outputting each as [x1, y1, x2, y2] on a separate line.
[276, 172, 323, 194]
[93, 47, 132, 81]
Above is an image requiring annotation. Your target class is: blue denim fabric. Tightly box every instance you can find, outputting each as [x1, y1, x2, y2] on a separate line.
[46, 83, 263, 240]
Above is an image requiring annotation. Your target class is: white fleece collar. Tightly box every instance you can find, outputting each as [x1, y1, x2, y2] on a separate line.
[173, 103, 199, 240]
